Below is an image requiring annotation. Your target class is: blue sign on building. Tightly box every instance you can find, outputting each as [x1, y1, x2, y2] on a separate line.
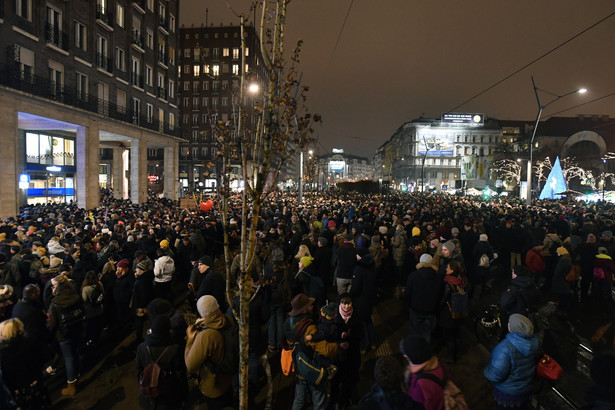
[27, 188, 75, 196]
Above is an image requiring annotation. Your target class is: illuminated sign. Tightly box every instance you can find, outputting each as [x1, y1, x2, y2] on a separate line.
[329, 161, 345, 172]
[441, 113, 484, 125]
[27, 188, 74, 196]
[418, 135, 454, 156]
[46, 166, 62, 172]
[19, 174, 30, 189]
[148, 175, 159, 182]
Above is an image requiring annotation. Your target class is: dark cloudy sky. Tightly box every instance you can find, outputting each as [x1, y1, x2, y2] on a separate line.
[180, 1, 615, 158]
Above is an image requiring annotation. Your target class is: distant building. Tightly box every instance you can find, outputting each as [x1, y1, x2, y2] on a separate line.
[0, 0, 182, 217]
[178, 23, 267, 193]
[316, 149, 371, 189]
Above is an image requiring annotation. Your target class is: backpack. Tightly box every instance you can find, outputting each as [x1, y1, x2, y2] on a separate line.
[59, 303, 86, 338]
[139, 346, 170, 398]
[447, 285, 469, 319]
[285, 318, 330, 385]
[415, 370, 469, 410]
[593, 267, 606, 280]
[280, 317, 311, 376]
[209, 318, 239, 376]
[478, 253, 490, 268]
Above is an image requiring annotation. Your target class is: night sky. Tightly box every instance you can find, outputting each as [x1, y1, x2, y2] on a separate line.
[180, 1, 615, 158]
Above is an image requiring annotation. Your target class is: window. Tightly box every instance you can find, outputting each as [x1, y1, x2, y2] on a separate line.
[183, 97, 189, 107]
[183, 82, 189, 91]
[169, 14, 175, 32]
[221, 97, 228, 107]
[232, 64, 239, 75]
[202, 97, 208, 107]
[46, 7, 63, 48]
[202, 81, 209, 91]
[76, 72, 88, 101]
[203, 64, 210, 74]
[202, 48, 209, 58]
[168, 46, 175, 66]
[159, 2, 166, 21]
[232, 48, 240, 59]
[146, 29, 154, 49]
[193, 65, 200, 76]
[168, 80, 174, 99]
[222, 64, 229, 74]
[115, 47, 125, 71]
[245, 48, 249, 57]
[183, 65, 190, 75]
[212, 82, 220, 92]
[192, 81, 199, 92]
[116, 4, 124, 28]
[222, 81, 228, 90]
[183, 114, 189, 124]
[223, 48, 230, 57]
[202, 113, 208, 123]
[212, 65, 219, 76]
[146, 103, 153, 123]
[192, 130, 199, 142]
[158, 109, 164, 131]
[117, 90, 126, 113]
[131, 58, 141, 87]
[211, 98, 218, 109]
[157, 73, 165, 96]
[48, 61, 64, 96]
[202, 147, 208, 157]
[194, 48, 200, 60]
[16, 0, 32, 21]
[157, 38, 166, 63]
[192, 97, 199, 109]
[147, 0, 154, 11]
[96, 34, 108, 63]
[98, 82, 110, 115]
[212, 48, 219, 59]
[169, 113, 175, 130]
[192, 114, 198, 125]
[74, 21, 87, 51]
[183, 48, 190, 58]
[145, 66, 153, 87]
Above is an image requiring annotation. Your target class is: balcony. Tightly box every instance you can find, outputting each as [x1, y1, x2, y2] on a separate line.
[131, 29, 145, 51]
[45, 23, 68, 51]
[131, 72, 144, 88]
[96, 53, 113, 73]
[0, 63, 180, 138]
[132, 0, 146, 13]
[95, 5, 114, 29]
[157, 51, 167, 67]
[158, 16, 169, 34]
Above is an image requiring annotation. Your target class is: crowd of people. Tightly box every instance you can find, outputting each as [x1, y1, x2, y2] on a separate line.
[0, 189, 614, 409]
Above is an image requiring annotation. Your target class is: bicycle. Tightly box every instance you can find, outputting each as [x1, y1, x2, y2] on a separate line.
[475, 304, 504, 351]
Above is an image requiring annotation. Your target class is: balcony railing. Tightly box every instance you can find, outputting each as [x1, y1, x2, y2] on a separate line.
[96, 5, 114, 27]
[0, 63, 180, 138]
[158, 16, 168, 32]
[157, 87, 166, 99]
[131, 72, 144, 88]
[131, 29, 144, 49]
[157, 51, 167, 66]
[45, 23, 68, 51]
[96, 53, 113, 73]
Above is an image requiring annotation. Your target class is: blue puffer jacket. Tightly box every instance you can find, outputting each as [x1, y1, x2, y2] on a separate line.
[483, 332, 539, 395]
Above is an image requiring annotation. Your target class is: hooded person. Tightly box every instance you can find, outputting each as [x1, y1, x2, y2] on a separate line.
[401, 335, 447, 410]
[349, 247, 378, 352]
[484, 314, 539, 408]
[184, 295, 234, 407]
[136, 315, 188, 408]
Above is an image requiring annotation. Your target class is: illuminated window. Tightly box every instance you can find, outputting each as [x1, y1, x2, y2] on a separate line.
[232, 48, 240, 59]
[203, 64, 210, 74]
[223, 48, 230, 57]
[232, 64, 239, 75]
[212, 65, 220, 76]
[193, 65, 200, 76]
[194, 48, 200, 60]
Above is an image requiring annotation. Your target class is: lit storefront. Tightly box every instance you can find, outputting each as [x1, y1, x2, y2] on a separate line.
[24, 132, 76, 205]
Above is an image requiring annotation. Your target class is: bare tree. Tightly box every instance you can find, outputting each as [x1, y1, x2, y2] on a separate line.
[211, 2, 318, 409]
[490, 159, 522, 188]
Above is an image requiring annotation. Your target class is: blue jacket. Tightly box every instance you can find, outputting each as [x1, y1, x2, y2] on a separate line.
[483, 332, 539, 396]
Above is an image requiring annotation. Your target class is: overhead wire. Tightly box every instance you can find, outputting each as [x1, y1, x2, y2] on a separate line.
[543, 91, 615, 119]
[448, 11, 615, 112]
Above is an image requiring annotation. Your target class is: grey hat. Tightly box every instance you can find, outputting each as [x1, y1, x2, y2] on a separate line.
[419, 254, 433, 264]
[451, 227, 459, 235]
[196, 295, 219, 318]
[508, 313, 534, 336]
[598, 247, 608, 255]
[442, 241, 455, 252]
[602, 230, 613, 238]
[317, 237, 328, 246]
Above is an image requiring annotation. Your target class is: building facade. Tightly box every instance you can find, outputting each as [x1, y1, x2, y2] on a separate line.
[178, 23, 267, 193]
[316, 149, 371, 189]
[0, 0, 182, 217]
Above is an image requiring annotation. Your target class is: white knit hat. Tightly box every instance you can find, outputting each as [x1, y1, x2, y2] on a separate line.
[196, 295, 219, 318]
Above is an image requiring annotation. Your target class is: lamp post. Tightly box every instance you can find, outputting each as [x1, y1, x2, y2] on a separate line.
[525, 76, 586, 205]
[420, 136, 433, 193]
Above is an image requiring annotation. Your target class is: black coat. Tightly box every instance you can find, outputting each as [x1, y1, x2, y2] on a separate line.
[313, 245, 333, 282]
[0, 335, 44, 391]
[196, 268, 227, 312]
[132, 270, 155, 310]
[349, 254, 378, 320]
[12, 298, 52, 343]
[405, 262, 442, 315]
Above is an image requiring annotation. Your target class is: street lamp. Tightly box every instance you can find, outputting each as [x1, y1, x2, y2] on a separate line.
[421, 136, 433, 193]
[525, 76, 586, 205]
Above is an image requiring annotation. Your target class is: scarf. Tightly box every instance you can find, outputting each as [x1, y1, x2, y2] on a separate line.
[444, 274, 465, 288]
[339, 304, 353, 322]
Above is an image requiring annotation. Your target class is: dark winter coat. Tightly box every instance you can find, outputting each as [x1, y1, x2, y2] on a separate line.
[12, 297, 51, 343]
[551, 254, 571, 294]
[355, 384, 415, 410]
[349, 253, 378, 320]
[48, 287, 85, 342]
[132, 270, 155, 310]
[335, 243, 357, 280]
[312, 245, 333, 282]
[0, 334, 44, 391]
[195, 267, 227, 312]
[405, 262, 441, 315]
[500, 275, 539, 317]
[484, 332, 539, 396]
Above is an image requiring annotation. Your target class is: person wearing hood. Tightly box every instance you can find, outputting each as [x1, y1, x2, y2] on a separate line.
[48, 280, 85, 396]
[350, 247, 378, 353]
[500, 265, 540, 328]
[438, 260, 467, 363]
[552, 246, 572, 316]
[484, 314, 539, 409]
[184, 295, 234, 408]
[136, 315, 187, 409]
[401, 335, 446, 410]
[404, 253, 441, 343]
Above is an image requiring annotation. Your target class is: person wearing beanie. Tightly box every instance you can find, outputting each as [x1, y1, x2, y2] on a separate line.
[577, 233, 599, 301]
[194, 256, 227, 313]
[185, 295, 233, 406]
[592, 244, 615, 303]
[400, 335, 447, 409]
[136, 314, 188, 408]
[471, 231, 496, 302]
[552, 244, 573, 316]
[113, 257, 134, 335]
[350, 246, 377, 353]
[313, 235, 333, 289]
[484, 313, 539, 408]
[355, 355, 414, 410]
[404, 250, 440, 343]
[412, 226, 421, 237]
[282, 293, 340, 410]
[296, 255, 325, 308]
[132, 258, 155, 344]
